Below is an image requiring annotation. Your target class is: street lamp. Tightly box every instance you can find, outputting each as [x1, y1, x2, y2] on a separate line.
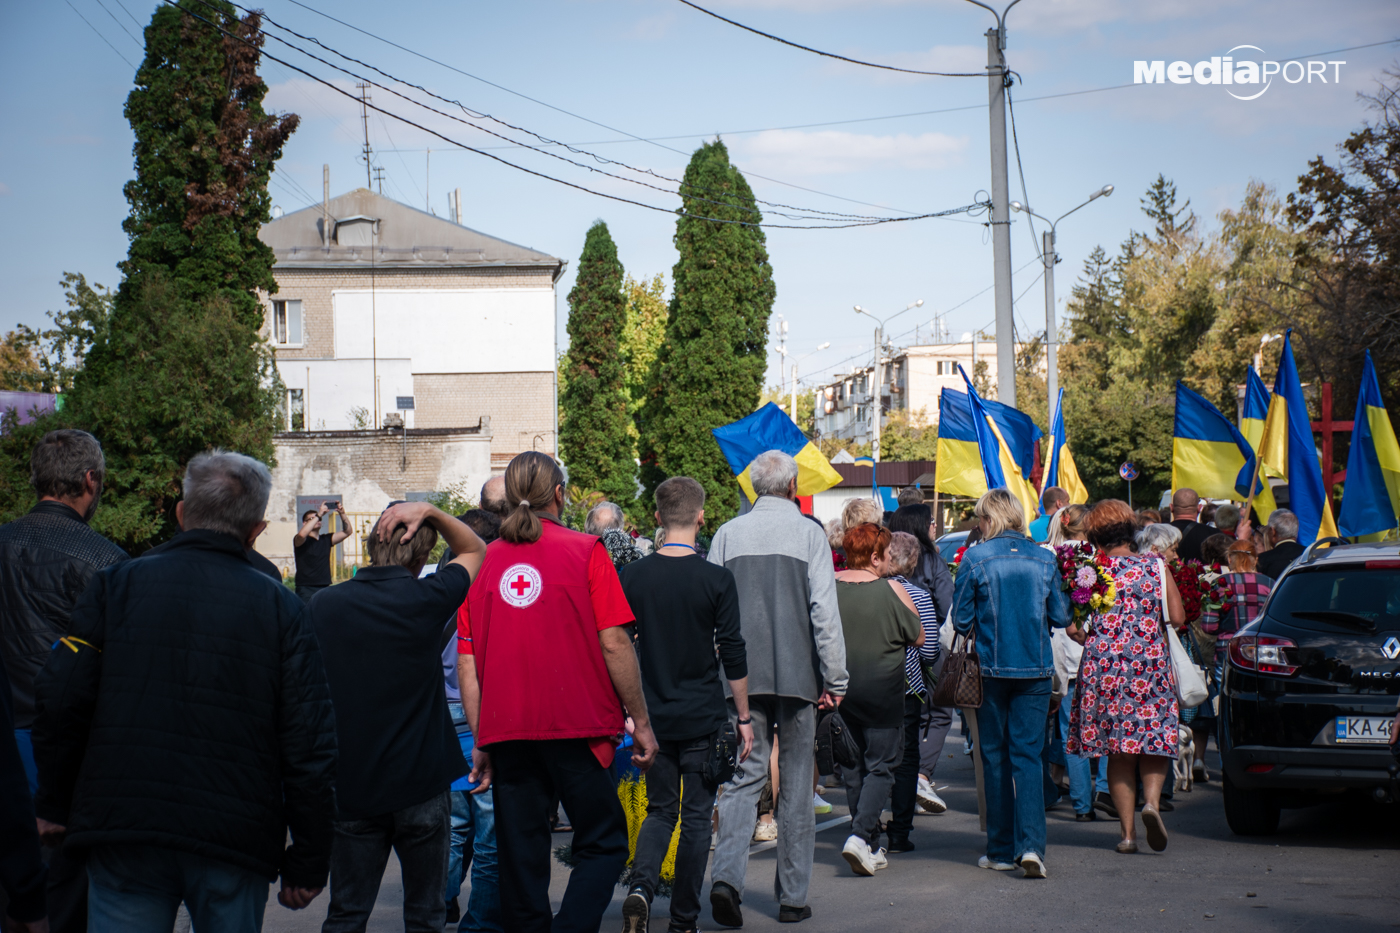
[1009, 184, 1113, 406]
[1254, 333, 1282, 373]
[854, 298, 923, 498]
[789, 342, 831, 424]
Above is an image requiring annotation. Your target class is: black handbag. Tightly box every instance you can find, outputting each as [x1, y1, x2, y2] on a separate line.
[814, 709, 861, 774]
[702, 720, 740, 786]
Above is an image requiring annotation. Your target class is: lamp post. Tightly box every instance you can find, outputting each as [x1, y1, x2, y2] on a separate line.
[790, 342, 831, 426]
[855, 299, 923, 499]
[1009, 184, 1114, 406]
[1254, 333, 1282, 373]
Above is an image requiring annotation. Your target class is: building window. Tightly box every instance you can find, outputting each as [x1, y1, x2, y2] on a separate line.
[936, 360, 955, 375]
[273, 299, 303, 346]
[287, 388, 304, 431]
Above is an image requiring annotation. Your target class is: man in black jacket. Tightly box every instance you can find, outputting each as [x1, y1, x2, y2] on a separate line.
[32, 450, 337, 930]
[0, 428, 126, 932]
[1256, 509, 1305, 580]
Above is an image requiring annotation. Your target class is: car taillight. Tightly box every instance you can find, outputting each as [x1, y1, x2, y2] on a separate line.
[1245, 763, 1275, 773]
[1365, 560, 1400, 569]
[1228, 634, 1300, 676]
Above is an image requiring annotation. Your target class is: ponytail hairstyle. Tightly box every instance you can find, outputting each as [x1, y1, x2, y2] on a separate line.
[498, 451, 566, 544]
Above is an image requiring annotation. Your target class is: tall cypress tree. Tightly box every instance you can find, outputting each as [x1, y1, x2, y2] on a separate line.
[639, 141, 776, 526]
[559, 221, 635, 508]
[60, 2, 299, 549]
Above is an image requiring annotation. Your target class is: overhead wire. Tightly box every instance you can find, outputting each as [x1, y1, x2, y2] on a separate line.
[164, 0, 987, 230]
[63, 0, 136, 69]
[109, 0, 144, 29]
[1005, 82, 1041, 260]
[672, 0, 984, 77]
[242, 3, 901, 223]
[279, 0, 934, 217]
[90, 0, 143, 47]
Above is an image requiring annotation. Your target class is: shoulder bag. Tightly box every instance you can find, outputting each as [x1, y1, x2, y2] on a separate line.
[702, 720, 740, 786]
[930, 625, 982, 709]
[1158, 558, 1209, 709]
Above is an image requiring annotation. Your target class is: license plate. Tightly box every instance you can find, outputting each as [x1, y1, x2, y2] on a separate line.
[1334, 716, 1395, 744]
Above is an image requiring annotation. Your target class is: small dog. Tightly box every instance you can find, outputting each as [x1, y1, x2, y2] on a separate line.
[1173, 726, 1195, 793]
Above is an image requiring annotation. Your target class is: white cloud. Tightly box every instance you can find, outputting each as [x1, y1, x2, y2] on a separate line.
[736, 128, 968, 175]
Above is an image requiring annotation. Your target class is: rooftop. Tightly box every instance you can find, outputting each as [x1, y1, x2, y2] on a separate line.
[260, 188, 564, 278]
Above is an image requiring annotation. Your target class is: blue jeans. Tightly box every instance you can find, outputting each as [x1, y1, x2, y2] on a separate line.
[87, 845, 267, 933]
[1058, 689, 1094, 814]
[446, 701, 501, 932]
[977, 676, 1051, 862]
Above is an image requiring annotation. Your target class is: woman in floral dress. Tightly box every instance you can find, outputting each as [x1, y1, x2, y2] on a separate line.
[1067, 500, 1186, 854]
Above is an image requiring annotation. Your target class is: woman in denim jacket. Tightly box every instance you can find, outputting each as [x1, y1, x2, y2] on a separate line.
[953, 488, 1072, 879]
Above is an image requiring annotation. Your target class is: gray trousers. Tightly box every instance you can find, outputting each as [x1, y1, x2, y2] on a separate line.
[920, 702, 955, 776]
[840, 717, 903, 845]
[712, 696, 816, 909]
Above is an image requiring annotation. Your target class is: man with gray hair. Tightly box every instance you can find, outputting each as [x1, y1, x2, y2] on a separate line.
[0, 428, 126, 933]
[1256, 509, 1303, 579]
[706, 449, 847, 927]
[32, 450, 337, 928]
[480, 475, 509, 518]
[586, 501, 642, 569]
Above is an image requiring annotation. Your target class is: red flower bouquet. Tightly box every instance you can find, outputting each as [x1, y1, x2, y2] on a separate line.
[1054, 543, 1116, 631]
[1169, 559, 1206, 623]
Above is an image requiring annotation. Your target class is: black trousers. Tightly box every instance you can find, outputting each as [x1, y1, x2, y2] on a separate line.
[45, 842, 88, 933]
[631, 735, 715, 928]
[491, 739, 628, 933]
[885, 695, 925, 838]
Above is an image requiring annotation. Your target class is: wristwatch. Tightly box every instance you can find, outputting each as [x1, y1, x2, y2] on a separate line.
[736, 716, 752, 725]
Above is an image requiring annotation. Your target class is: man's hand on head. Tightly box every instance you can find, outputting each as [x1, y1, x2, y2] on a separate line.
[377, 501, 435, 545]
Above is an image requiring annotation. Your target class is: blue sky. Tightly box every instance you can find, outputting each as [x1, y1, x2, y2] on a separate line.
[2, 0, 1396, 390]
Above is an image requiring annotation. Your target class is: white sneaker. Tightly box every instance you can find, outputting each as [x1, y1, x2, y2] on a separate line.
[978, 855, 1016, 871]
[813, 791, 832, 815]
[752, 820, 777, 842]
[916, 776, 948, 814]
[841, 834, 876, 876]
[1018, 852, 1047, 879]
[871, 846, 889, 871]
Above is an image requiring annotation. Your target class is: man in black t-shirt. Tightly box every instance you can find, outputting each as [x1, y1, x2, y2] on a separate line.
[618, 477, 753, 933]
[310, 500, 487, 933]
[1168, 487, 1215, 563]
[293, 501, 352, 603]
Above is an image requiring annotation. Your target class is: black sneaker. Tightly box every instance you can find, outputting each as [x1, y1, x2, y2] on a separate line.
[1093, 792, 1118, 818]
[886, 833, 915, 853]
[622, 886, 650, 933]
[1157, 798, 1175, 813]
[710, 881, 743, 928]
[445, 897, 460, 925]
[778, 905, 813, 923]
[1075, 810, 1097, 822]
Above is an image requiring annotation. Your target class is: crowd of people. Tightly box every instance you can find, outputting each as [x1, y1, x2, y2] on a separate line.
[0, 427, 1327, 933]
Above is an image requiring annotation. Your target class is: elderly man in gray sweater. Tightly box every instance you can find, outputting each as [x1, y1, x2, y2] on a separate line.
[706, 450, 847, 927]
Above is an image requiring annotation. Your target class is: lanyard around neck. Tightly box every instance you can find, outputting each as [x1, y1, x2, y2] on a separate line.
[659, 543, 697, 552]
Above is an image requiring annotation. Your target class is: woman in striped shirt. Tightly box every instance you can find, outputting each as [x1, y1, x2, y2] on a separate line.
[881, 531, 942, 854]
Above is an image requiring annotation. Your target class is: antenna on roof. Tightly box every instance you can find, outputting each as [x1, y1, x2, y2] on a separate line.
[356, 82, 373, 189]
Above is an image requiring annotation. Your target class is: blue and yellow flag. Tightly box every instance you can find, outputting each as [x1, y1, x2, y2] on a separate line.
[712, 402, 842, 503]
[1338, 350, 1400, 538]
[1257, 331, 1338, 545]
[934, 387, 987, 500]
[1172, 381, 1276, 519]
[1042, 388, 1089, 505]
[1240, 366, 1282, 479]
[955, 367, 1040, 524]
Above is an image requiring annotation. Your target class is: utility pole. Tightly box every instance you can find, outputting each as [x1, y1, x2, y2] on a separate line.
[985, 25, 1014, 407]
[356, 82, 373, 189]
[373, 166, 386, 195]
[321, 164, 330, 248]
[425, 148, 431, 213]
[1043, 228, 1056, 403]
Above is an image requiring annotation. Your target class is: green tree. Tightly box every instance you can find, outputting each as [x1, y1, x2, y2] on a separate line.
[46, 3, 297, 549]
[0, 331, 42, 392]
[638, 141, 776, 526]
[558, 221, 635, 507]
[621, 274, 667, 433]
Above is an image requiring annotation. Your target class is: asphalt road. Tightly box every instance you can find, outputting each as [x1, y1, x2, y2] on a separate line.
[263, 724, 1400, 933]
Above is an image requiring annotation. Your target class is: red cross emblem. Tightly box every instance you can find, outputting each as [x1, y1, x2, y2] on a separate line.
[499, 563, 542, 607]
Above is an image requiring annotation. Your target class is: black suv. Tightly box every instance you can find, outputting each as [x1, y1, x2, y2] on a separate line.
[1219, 539, 1400, 835]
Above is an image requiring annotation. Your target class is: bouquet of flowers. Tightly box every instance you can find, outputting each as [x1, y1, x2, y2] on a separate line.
[1054, 543, 1116, 630]
[951, 545, 969, 574]
[1169, 559, 1206, 623]
[1198, 561, 1228, 615]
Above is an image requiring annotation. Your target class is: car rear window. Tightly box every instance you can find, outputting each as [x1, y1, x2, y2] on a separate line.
[1266, 565, 1400, 632]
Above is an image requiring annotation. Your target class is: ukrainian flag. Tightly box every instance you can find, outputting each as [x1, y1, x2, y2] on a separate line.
[712, 402, 843, 503]
[1043, 388, 1089, 505]
[956, 367, 1040, 524]
[1172, 381, 1276, 519]
[1257, 330, 1338, 545]
[1338, 350, 1400, 537]
[1240, 366, 1282, 479]
[934, 387, 986, 500]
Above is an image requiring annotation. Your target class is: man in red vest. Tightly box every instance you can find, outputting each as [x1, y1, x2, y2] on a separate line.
[456, 452, 657, 933]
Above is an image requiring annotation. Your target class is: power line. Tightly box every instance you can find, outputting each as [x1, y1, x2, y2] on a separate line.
[63, 0, 136, 69]
[673, 0, 984, 77]
[246, 4, 895, 223]
[109, 0, 144, 29]
[91, 0, 142, 47]
[165, 0, 987, 230]
[278, 0, 932, 217]
[1006, 84, 1041, 260]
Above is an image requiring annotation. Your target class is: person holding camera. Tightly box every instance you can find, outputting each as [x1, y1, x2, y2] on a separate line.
[293, 500, 353, 603]
[618, 477, 752, 933]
